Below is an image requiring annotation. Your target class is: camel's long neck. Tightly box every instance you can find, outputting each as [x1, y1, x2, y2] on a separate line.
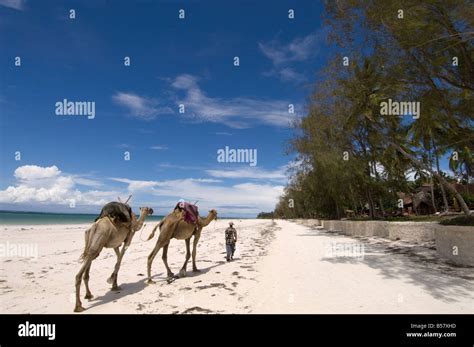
[199, 214, 215, 227]
[133, 212, 147, 231]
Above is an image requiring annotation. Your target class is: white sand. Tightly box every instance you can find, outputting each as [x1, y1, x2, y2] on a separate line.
[1, 219, 473, 314]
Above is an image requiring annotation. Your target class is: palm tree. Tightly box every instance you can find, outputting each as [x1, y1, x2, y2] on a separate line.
[449, 146, 473, 183]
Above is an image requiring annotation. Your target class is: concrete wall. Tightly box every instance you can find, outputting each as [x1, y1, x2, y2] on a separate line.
[321, 220, 389, 238]
[435, 226, 474, 266]
[322, 220, 435, 242]
[387, 222, 436, 242]
[321, 219, 474, 266]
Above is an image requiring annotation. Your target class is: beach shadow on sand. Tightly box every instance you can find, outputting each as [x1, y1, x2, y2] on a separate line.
[319, 236, 474, 304]
[147, 259, 229, 283]
[292, 222, 474, 304]
[86, 259, 236, 310]
[86, 279, 148, 309]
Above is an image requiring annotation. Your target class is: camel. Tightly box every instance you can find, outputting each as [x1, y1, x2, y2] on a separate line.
[74, 206, 153, 312]
[146, 209, 218, 283]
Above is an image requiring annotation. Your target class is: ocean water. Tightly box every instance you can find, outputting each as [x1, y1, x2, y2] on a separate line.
[0, 211, 165, 225]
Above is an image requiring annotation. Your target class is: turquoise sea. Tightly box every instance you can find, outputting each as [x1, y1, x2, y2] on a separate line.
[0, 210, 165, 225]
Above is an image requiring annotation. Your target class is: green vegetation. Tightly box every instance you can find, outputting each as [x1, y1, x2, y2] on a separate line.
[440, 215, 474, 226]
[349, 215, 443, 222]
[274, 0, 473, 220]
[257, 212, 275, 219]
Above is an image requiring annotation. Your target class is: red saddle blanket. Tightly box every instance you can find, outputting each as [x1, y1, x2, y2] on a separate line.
[182, 203, 199, 224]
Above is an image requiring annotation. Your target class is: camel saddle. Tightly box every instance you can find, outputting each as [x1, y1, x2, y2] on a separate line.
[180, 202, 199, 225]
[96, 201, 133, 225]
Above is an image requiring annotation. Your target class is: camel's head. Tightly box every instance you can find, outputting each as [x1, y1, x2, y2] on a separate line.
[139, 207, 154, 216]
[209, 209, 218, 220]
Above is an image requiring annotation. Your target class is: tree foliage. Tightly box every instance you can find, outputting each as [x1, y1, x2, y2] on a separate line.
[275, 0, 473, 219]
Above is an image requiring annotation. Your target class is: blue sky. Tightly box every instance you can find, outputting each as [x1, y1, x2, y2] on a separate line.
[0, 0, 332, 217]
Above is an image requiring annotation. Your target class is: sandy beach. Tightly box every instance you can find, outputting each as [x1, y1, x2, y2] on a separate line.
[1, 219, 473, 314]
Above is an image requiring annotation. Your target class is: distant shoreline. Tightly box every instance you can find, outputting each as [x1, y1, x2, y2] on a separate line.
[0, 210, 165, 225]
[0, 210, 248, 225]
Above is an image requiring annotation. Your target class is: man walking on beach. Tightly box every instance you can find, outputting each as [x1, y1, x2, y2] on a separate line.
[225, 222, 237, 262]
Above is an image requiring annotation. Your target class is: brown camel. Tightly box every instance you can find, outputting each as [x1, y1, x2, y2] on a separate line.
[74, 206, 153, 312]
[146, 209, 218, 283]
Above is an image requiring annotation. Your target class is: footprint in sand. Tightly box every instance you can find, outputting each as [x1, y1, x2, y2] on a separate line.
[182, 306, 213, 314]
[196, 283, 232, 291]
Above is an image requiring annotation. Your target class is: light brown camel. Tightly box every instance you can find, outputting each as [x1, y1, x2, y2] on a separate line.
[74, 206, 153, 312]
[146, 209, 218, 283]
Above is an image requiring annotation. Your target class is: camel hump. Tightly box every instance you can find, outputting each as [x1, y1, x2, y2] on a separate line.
[96, 201, 132, 224]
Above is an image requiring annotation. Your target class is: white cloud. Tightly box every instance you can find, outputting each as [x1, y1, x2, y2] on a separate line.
[206, 166, 286, 181]
[0, 0, 26, 10]
[259, 30, 324, 83]
[73, 177, 103, 188]
[263, 66, 307, 83]
[112, 75, 301, 127]
[158, 163, 206, 171]
[172, 74, 198, 90]
[109, 178, 159, 192]
[150, 145, 168, 150]
[0, 165, 285, 216]
[14, 165, 60, 180]
[278, 67, 307, 83]
[369, 162, 387, 179]
[112, 92, 172, 120]
[111, 177, 284, 215]
[0, 165, 117, 206]
[259, 31, 323, 65]
[116, 143, 131, 149]
[405, 168, 430, 182]
[110, 177, 221, 192]
[171, 74, 298, 128]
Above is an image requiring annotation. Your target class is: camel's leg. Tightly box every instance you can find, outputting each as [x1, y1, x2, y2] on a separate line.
[75, 224, 108, 311]
[179, 238, 191, 277]
[108, 246, 126, 291]
[83, 261, 93, 300]
[74, 258, 92, 312]
[162, 242, 176, 278]
[192, 231, 201, 272]
[109, 232, 134, 289]
[147, 238, 167, 284]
